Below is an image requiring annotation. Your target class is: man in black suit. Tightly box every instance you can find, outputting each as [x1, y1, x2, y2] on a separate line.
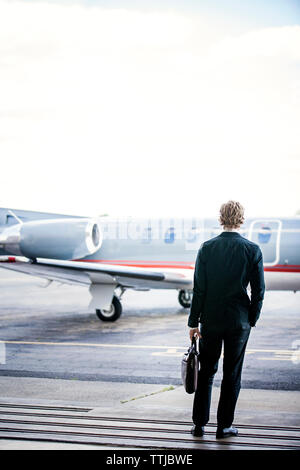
[188, 200, 265, 439]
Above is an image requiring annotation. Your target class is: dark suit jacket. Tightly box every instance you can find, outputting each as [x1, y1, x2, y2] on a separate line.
[188, 231, 265, 329]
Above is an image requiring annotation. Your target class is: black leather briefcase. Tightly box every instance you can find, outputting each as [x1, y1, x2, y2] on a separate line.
[181, 337, 201, 394]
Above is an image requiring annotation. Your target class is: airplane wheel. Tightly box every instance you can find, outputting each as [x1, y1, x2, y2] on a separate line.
[178, 289, 192, 308]
[96, 296, 122, 322]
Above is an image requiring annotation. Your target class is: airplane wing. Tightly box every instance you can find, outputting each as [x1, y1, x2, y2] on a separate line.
[0, 257, 193, 290]
[0, 209, 195, 317]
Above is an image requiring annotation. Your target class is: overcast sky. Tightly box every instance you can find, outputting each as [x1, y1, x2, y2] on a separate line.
[0, 0, 299, 219]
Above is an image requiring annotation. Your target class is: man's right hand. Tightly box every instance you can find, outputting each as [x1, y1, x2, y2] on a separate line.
[189, 328, 201, 341]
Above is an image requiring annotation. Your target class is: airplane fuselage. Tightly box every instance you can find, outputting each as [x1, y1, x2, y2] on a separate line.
[0, 209, 300, 292]
[78, 215, 300, 292]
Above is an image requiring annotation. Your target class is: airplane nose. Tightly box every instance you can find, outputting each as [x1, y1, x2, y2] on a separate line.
[0, 225, 21, 245]
[0, 224, 22, 255]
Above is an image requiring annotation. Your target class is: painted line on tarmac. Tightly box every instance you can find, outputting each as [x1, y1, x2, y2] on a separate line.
[0, 340, 295, 356]
[0, 341, 185, 350]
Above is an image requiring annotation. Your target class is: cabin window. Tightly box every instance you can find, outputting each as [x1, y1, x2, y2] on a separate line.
[186, 223, 198, 242]
[165, 227, 175, 244]
[258, 226, 272, 244]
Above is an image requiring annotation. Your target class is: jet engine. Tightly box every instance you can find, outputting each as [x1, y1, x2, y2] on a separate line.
[0, 218, 102, 260]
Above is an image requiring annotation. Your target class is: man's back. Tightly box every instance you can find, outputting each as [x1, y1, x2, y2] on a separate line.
[188, 231, 265, 329]
[188, 201, 266, 439]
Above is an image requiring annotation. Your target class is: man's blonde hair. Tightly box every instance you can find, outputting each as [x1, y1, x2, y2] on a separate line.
[219, 200, 245, 228]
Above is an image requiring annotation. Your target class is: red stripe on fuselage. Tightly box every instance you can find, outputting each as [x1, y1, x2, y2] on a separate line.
[73, 259, 300, 272]
[264, 267, 300, 272]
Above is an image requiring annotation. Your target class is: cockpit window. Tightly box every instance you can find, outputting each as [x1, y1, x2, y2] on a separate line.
[5, 215, 23, 226]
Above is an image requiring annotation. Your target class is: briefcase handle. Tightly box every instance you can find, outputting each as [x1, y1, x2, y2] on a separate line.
[191, 335, 198, 353]
[191, 335, 202, 356]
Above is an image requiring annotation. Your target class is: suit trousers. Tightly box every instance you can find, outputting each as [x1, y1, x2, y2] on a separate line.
[192, 323, 251, 428]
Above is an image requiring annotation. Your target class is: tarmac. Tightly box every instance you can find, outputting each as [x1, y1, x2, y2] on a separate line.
[0, 376, 299, 450]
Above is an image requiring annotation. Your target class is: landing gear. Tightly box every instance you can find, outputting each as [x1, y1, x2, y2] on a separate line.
[96, 295, 122, 322]
[178, 289, 192, 308]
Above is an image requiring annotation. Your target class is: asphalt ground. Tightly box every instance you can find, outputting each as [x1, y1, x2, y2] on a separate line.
[0, 269, 299, 391]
